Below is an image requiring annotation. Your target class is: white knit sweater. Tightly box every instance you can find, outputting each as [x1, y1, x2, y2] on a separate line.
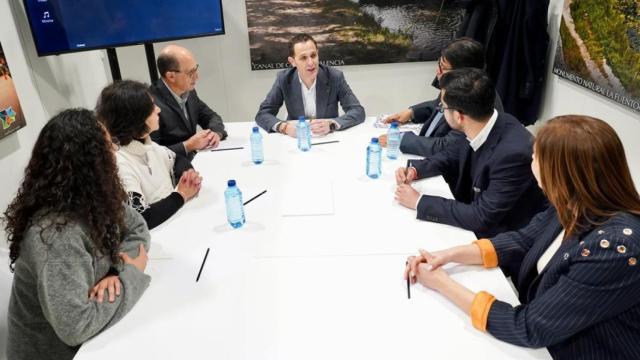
[116, 138, 176, 209]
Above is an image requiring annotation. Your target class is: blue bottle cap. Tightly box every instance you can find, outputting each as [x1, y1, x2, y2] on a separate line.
[227, 179, 236, 187]
[390, 121, 399, 128]
[371, 137, 379, 143]
[298, 116, 306, 121]
[252, 127, 259, 132]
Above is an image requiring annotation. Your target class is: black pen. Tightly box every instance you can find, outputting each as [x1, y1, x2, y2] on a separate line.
[243, 190, 267, 206]
[405, 159, 414, 185]
[210, 146, 244, 152]
[196, 248, 210, 282]
[311, 140, 339, 146]
[406, 261, 411, 299]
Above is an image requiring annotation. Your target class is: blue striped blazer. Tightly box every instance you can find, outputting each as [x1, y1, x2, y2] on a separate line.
[486, 207, 640, 359]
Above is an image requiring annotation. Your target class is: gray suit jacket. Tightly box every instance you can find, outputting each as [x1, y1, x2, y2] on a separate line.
[255, 65, 365, 132]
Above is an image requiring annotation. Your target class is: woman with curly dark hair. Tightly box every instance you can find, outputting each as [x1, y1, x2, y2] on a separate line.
[96, 80, 201, 229]
[3, 108, 151, 360]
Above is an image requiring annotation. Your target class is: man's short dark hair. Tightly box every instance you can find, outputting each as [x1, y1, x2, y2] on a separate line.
[96, 80, 155, 146]
[440, 68, 495, 120]
[157, 52, 180, 78]
[441, 37, 485, 70]
[288, 34, 318, 58]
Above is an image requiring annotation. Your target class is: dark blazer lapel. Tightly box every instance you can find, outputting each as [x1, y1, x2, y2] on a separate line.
[523, 222, 564, 278]
[432, 115, 449, 136]
[315, 66, 330, 118]
[286, 69, 305, 119]
[484, 113, 504, 150]
[158, 81, 193, 133]
[526, 230, 573, 303]
[454, 145, 473, 201]
[471, 114, 504, 181]
[185, 94, 199, 133]
[419, 94, 442, 136]
[519, 220, 564, 301]
[419, 111, 438, 136]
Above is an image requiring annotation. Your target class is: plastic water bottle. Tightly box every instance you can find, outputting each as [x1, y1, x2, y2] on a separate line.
[387, 121, 400, 159]
[224, 180, 245, 228]
[366, 137, 382, 179]
[250, 127, 263, 164]
[297, 116, 311, 152]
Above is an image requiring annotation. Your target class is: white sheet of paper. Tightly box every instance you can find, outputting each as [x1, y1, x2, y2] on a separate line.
[372, 115, 422, 133]
[280, 181, 335, 216]
[205, 135, 248, 151]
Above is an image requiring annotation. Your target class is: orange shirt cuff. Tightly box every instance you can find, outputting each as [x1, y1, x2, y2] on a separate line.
[470, 291, 496, 332]
[474, 239, 498, 268]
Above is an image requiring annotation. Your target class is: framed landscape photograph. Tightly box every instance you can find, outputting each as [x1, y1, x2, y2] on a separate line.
[0, 41, 27, 140]
[553, 0, 640, 113]
[245, 0, 471, 70]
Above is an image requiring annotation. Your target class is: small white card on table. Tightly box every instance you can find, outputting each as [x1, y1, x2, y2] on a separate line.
[280, 181, 335, 216]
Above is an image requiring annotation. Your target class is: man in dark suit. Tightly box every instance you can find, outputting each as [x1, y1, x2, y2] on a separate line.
[394, 68, 547, 239]
[150, 45, 227, 160]
[379, 38, 503, 157]
[255, 34, 364, 137]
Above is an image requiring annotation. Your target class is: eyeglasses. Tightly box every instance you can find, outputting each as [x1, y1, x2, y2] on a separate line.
[437, 57, 452, 73]
[170, 64, 199, 78]
[438, 106, 458, 114]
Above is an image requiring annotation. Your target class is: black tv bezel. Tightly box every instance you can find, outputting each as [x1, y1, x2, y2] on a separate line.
[22, 0, 226, 56]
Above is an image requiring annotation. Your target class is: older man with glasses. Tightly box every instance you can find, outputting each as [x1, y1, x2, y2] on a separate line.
[379, 38, 503, 157]
[150, 45, 227, 160]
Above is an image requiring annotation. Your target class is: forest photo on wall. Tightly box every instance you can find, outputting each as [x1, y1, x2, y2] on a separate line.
[245, 0, 471, 70]
[553, 0, 640, 113]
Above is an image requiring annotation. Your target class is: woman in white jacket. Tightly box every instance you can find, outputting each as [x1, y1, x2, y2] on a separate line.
[97, 80, 201, 229]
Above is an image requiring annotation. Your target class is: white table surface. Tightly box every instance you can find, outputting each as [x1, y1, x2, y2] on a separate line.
[76, 119, 550, 359]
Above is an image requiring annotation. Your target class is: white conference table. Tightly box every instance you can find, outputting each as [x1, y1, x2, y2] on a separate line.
[76, 118, 550, 359]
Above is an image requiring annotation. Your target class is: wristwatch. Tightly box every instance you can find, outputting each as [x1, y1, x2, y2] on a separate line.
[329, 122, 337, 132]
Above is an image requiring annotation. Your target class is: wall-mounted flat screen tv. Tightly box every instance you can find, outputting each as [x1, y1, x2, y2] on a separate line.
[23, 0, 225, 56]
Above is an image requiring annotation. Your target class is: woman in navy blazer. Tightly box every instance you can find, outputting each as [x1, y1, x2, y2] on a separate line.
[405, 115, 640, 359]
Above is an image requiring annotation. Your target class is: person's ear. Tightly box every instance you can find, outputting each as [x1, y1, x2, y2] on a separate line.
[288, 56, 296, 67]
[456, 112, 465, 127]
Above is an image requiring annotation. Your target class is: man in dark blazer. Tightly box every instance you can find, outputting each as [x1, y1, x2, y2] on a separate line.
[395, 68, 547, 239]
[150, 45, 227, 160]
[380, 38, 503, 157]
[255, 34, 364, 137]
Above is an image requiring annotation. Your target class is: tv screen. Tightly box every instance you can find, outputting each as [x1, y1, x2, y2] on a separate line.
[23, 0, 225, 56]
